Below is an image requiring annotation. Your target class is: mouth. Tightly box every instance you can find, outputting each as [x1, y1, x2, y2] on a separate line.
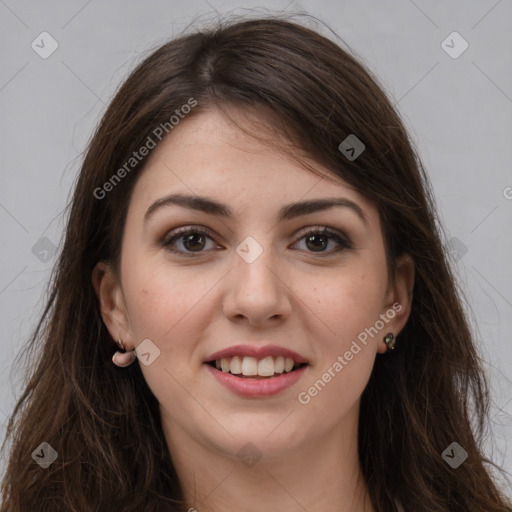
[205, 356, 309, 379]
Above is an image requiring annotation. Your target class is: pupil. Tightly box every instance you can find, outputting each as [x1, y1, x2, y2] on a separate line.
[306, 235, 327, 251]
[184, 234, 205, 251]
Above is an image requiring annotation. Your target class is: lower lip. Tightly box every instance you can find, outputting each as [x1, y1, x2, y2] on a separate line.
[205, 363, 308, 398]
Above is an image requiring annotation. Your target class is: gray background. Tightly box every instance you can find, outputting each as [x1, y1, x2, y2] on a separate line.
[0, 0, 511, 494]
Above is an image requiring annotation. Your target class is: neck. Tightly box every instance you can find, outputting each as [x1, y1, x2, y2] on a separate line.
[162, 405, 376, 512]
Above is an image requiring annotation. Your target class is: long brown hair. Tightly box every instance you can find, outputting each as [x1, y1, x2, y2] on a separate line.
[1, 13, 510, 512]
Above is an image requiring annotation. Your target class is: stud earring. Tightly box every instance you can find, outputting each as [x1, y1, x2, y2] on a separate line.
[383, 333, 395, 351]
[112, 337, 136, 367]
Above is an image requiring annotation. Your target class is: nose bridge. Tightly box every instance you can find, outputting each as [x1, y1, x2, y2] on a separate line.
[223, 232, 291, 323]
[234, 233, 280, 290]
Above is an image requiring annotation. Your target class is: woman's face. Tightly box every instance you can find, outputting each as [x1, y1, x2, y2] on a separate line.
[95, 106, 412, 462]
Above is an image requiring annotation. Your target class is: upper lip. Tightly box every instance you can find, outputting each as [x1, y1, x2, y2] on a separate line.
[206, 344, 309, 364]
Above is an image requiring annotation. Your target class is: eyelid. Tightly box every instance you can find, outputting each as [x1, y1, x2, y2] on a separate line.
[161, 225, 216, 247]
[161, 224, 352, 255]
[293, 225, 353, 249]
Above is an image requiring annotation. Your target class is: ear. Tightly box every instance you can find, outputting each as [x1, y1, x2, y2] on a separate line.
[376, 253, 415, 354]
[92, 261, 134, 350]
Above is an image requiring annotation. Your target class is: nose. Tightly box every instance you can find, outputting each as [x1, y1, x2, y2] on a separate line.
[222, 238, 292, 327]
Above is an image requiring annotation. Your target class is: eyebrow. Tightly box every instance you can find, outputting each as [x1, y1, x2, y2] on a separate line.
[144, 193, 368, 226]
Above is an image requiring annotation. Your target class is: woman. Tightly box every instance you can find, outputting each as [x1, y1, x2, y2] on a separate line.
[1, 14, 510, 512]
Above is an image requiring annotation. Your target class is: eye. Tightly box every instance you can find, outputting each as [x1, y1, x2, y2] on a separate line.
[292, 227, 351, 254]
[162, 225, 351, 256]
[162, 226, 218, 256]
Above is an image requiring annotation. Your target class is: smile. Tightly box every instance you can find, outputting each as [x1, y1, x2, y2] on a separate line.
[205, 359, 309, 397]
[208, 355, 307, 378]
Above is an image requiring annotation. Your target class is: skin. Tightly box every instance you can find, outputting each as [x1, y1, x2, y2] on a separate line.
[93, 106, 414, 512]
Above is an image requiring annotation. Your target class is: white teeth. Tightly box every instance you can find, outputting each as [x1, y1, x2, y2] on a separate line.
[275, 356, 285, 373]
[257, 356, 275, 377]
[213, 355, 303, 377]
[220, 358, 230, 373]
[229, 355, 242, 374]
[241, 356, 258, 376]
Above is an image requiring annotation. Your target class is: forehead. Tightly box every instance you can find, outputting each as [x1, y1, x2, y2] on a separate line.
[129, 107, 376, 219]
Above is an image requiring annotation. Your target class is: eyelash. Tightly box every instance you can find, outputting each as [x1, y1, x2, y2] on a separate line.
[161, 225, 352, 257]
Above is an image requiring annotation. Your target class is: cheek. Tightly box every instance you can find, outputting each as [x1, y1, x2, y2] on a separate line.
[124, 269, 206, 341]
[297, 274, 381, 417]
[120, 260, 214, 403]
[120, 247, 220, 365]
[307, 266, 386, 342]
[298, 265, 386, 404]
